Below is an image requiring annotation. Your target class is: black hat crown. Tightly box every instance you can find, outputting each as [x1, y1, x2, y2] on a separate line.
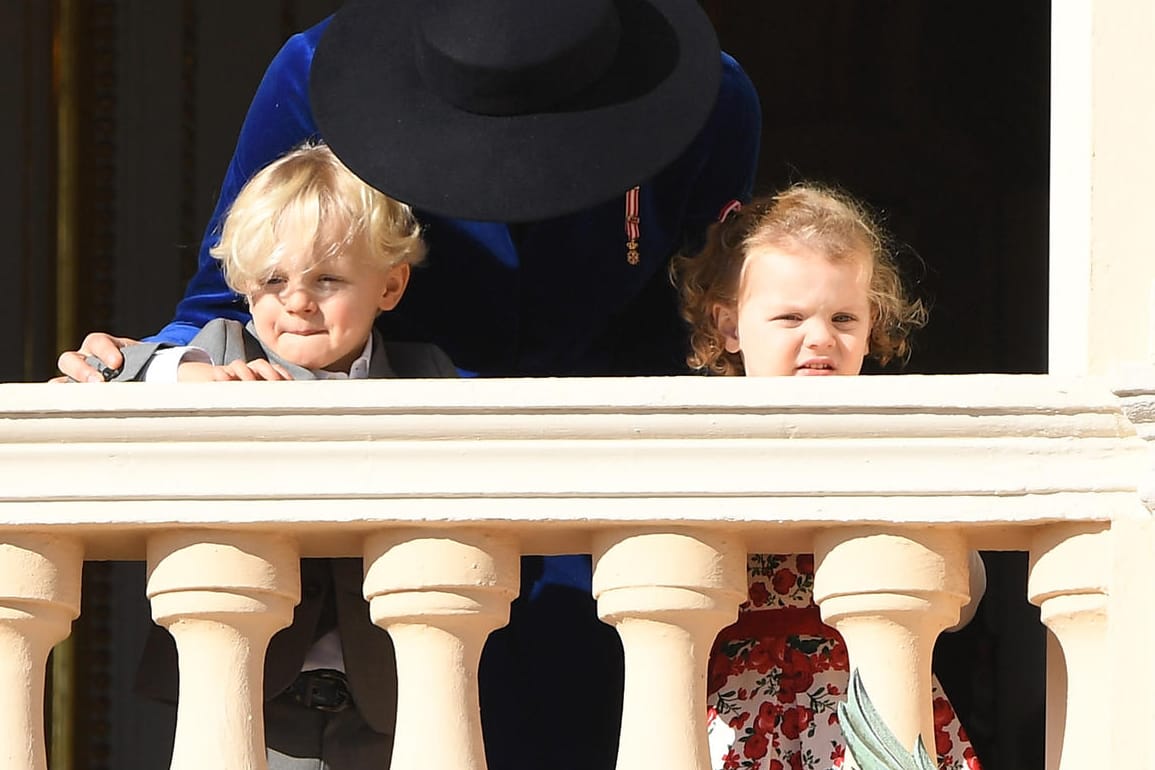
[416, 0, 623, 116]
[311, 0, 722, 222]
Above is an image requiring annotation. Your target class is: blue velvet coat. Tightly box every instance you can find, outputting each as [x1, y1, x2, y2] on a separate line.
[149, 15, 761, 770]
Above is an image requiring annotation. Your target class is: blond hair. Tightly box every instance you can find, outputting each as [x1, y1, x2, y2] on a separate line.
[210, 142, 425, 293]
[672, 184, 927, 376]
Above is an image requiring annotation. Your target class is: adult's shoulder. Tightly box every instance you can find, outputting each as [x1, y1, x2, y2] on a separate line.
[663, 50, 761, 213]
[715, 51, 762, 128]
[270, 14, 333, 71]
[250, 14, 333, 99]
[230, 16, 335, 182]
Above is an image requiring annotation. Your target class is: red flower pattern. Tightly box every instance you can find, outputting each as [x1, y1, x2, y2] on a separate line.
[827, 639, 849, 672]
[754, 701, 779, 735]
[779, 706, 813, 740]
[775, 648, 815, 703]
[743, 732, 769, 760]
[935, 726, 954, 758]
[771, 568, 797, 595]
[746, 639, 776, 675]
[706, 554, 983, 770]
[749, 580, 770, 607]
[933, 697, 954, 729]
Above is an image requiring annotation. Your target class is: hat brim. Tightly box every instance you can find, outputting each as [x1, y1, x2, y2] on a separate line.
[310, 0, 721, 222]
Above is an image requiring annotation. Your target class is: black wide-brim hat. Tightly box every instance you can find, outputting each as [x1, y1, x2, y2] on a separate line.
[310, 0, 722, 222]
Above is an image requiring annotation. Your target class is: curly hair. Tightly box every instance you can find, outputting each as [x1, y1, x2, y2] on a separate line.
[210, 141, 425, 294]
[671, 184, 927, 376]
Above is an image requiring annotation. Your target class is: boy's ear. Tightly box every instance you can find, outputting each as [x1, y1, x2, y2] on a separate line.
[713, 303, 741, 354]
[377, 263, 411, 312]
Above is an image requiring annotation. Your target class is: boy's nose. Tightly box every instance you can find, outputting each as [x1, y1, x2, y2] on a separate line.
[283, 287, 316, 313]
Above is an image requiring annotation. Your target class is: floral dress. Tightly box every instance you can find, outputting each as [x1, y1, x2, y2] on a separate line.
[706, 554, 982, 770]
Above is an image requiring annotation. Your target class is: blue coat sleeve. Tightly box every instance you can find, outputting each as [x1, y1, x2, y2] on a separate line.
[145, 19, 331, 345]
[682, 53, 762, 248]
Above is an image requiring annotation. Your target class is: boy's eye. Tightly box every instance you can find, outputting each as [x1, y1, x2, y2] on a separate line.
[317, 275, 344, 284]
[262, 275, 286, 287]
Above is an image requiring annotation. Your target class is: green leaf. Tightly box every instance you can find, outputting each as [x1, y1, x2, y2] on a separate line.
[792, 637, 825, 654]
[836, 669, 937, 770]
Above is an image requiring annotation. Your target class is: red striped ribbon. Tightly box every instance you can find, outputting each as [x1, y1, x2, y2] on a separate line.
[625, 186, 640, 265]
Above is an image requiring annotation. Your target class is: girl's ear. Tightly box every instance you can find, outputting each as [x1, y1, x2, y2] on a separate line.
[713, 303, 741, 354]
[377, 263, 411, 312]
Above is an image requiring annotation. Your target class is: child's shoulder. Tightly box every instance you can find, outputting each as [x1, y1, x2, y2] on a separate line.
[189, 317, 247, 348]
[189, 318, 264, 365]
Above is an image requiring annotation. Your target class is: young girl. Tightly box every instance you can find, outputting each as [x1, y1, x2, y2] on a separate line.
[673, 184, 982, 770]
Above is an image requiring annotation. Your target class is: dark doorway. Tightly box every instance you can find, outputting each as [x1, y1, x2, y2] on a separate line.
[706, 2, 1051, 376]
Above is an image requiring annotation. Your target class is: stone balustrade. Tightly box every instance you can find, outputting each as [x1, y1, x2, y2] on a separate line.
[0, 374, 1151, 770]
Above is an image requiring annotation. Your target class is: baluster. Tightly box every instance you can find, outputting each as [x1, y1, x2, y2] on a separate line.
[147, 531, 299, 770]
[363, 529, 519, 770]
[1028, 523, 1108, 770]
[813, 527, 970, 756]
[592, 529, 746, 770]
[0, 534, 82, 770]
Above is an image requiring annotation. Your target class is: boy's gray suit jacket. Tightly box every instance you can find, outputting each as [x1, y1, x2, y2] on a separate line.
[129, 318, 458, 735]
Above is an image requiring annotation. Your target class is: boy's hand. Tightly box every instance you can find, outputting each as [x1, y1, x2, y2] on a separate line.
[54, 332, 139, 383]
[177, 359, 294, 382]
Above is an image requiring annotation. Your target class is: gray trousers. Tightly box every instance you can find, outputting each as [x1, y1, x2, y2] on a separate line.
[265, 692, 394, 770]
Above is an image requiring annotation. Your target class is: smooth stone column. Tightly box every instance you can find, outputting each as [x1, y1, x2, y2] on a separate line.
[813, 527, 970, 757]
[1028, 523, 1109, 770]
[0, 534, 83, 770]
[363, 529, 519, 770]
[147, 531, 300, 770]
[592, 529, 746, 770]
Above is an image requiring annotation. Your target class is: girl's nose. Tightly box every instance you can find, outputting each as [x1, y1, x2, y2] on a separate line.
[805, 320, 835, 349]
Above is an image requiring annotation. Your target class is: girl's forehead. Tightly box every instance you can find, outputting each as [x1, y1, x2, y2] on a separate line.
[742, 242, 873, 279]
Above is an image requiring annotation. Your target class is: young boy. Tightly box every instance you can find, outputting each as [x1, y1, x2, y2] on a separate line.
[122, 141, 457, 770]
[109, 141, 455, 383]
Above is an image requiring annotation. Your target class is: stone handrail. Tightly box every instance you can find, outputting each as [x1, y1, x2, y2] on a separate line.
[0, 374, 1151, 770]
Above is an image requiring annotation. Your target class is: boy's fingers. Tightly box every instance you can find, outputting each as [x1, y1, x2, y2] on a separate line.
[226, 361, 258, 381]
[246, 359, 291, 380]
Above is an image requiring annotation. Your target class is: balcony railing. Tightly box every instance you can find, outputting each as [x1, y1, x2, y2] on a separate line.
[1, 374, 1152, 770]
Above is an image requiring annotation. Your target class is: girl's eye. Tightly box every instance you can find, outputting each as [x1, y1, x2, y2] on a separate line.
[771, 313, 803, 324]
[833, 314, 858, 325]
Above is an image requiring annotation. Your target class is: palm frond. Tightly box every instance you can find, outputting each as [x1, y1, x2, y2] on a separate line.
[837, 669, 937, 770]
